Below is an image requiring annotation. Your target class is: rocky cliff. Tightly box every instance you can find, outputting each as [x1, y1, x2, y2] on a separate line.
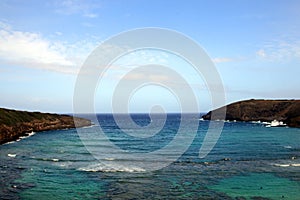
[202, 99, 300, 128]
[0, 108, 92, 144]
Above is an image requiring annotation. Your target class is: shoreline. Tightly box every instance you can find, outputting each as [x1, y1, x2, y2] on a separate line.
[202, 99, 300, 128]
[0, 108, 92, 145]
[1, 123, 92, 145]
[1, 123, 95, 146]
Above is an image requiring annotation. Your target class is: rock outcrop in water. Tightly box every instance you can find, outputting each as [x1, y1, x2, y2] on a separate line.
[0, 108, 91, 144]
[202, 99, 300, 128]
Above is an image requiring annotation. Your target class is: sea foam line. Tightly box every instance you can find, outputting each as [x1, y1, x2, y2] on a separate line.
[3, 131, 36, 145]
[78, 163, 146, 173]
[19, 131, 36, 139]
[274, 163, 300, 167]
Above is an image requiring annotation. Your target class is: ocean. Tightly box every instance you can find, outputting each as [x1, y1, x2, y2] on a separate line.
[0, 114, 300, 199]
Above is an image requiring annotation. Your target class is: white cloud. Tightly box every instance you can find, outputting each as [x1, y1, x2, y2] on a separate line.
[0, 22, 99, 74]
[256, 39, 300, 61]
[83, 13, 98, 18]
[0, 23, 74, 73]
[55, 31, 62, 36]
[54, 0, 99, 18]
[121, 71, 170, 83]
[0, 21, 11, 30]
[256, 49, 266, 58]
[115, 50, 169, 66]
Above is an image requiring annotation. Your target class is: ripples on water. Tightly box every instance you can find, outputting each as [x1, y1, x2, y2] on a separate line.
[0, 114, 300, 199]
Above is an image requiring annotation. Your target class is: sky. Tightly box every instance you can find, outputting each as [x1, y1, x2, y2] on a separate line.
[0, 0, 300, 113]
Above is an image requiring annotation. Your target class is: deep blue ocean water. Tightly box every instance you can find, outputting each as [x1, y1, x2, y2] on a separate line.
[1, 114, 300, 199]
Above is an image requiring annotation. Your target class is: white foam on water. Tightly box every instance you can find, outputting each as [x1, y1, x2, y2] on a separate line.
[274, 163, 300, 167]
[52, 161, 73, 168]
[82, 124, 98, 129]
[19, 131, 36, 139]
[251, 120, 262, 124]
[3, 141, 15, 145]
[78, 163, 146, 173]
[104, 157, 115, 161]
[261, 121, 271, 125]
[2, 131, 37, 145]
[283, 145, 292, 149]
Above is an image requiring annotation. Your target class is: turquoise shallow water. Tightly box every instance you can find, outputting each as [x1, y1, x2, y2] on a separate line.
[209, 173, 300, 199]
[0, 114, 300, 199]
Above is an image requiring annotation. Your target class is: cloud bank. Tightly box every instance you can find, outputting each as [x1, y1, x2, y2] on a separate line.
[0, 21, 98, 74]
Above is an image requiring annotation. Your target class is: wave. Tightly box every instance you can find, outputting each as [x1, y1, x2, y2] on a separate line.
[78, 163, 146, 173]
[7, 153, 17, 158]
[274, 163, 300, 167]
[4, 131, 36, 145]
[19, 131, 36, 139]
[81, 124, 98, 129]
[3, 141, 16, 145]
[30, 157, 60, 162]
[104, 157, 115, 161]
[3, 131, 36, 145]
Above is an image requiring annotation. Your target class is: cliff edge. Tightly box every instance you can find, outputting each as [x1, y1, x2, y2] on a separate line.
[0, 108, 92, 144]
[202, 99, 300, 128]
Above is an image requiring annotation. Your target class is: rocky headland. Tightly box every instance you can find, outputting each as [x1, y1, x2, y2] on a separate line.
[202, 99, 300, 128]
[0, 108, 92, 144]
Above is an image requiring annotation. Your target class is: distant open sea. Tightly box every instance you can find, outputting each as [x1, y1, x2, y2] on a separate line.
[1, 114, 300, 199]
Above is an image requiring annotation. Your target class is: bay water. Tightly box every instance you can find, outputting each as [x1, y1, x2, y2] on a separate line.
[1, 114, 299, 199]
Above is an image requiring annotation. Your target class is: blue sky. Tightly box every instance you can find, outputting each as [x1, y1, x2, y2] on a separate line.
[0, 0, 300, 113]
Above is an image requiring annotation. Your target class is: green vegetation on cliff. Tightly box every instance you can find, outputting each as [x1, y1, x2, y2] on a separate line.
[202, 99, 300, 128]
[0, 108, 91, 144]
